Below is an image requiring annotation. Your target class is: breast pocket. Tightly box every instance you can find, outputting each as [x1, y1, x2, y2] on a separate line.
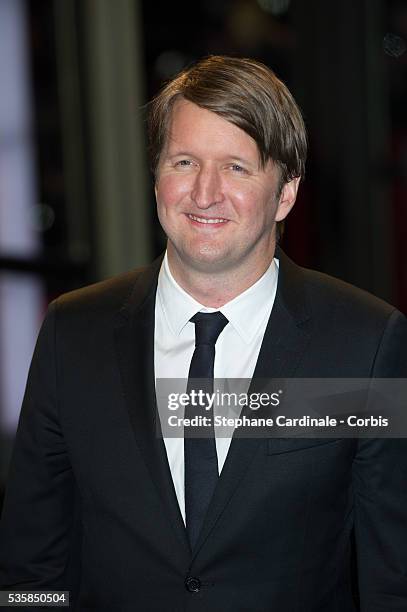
[266, 437, 344, 456]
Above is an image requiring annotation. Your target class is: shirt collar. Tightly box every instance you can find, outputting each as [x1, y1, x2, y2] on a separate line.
[157, 252, 279, 344]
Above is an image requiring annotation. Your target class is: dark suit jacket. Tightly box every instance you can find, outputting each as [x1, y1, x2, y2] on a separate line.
[0, 250, 407, 611]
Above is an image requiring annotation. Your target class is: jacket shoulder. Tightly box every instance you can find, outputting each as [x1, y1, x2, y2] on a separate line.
[52, 266, 152, 321]
[300, 266, 401, 323]
[289, 263, 407, 376]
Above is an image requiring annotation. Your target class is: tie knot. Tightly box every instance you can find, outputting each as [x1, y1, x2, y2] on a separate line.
[190, 311, 228, 346]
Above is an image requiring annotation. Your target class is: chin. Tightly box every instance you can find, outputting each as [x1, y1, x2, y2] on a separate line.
[198, 240, 229, 257]
[175, 246, 224, 270]
[178, 239, 222, 259]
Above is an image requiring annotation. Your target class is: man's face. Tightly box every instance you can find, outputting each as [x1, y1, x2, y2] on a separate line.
[155, 99, 299, 279]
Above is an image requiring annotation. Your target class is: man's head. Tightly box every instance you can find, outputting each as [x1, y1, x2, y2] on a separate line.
[148, 56, 307, 291]
[148, 55, 307, 192]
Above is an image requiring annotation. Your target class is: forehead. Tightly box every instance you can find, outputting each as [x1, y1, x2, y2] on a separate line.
[163, 99, 261, 161]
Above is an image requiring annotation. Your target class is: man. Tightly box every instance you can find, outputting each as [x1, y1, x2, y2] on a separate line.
[0, 56, 406, 611]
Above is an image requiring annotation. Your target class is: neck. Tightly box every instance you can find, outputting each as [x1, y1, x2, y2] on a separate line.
[167, 249, 276, 308]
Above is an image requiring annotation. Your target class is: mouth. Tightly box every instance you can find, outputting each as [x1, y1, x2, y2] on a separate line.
[186, 213, 229, 226]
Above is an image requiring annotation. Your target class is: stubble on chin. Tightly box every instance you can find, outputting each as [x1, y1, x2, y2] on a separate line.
[167, 237, 230, 275]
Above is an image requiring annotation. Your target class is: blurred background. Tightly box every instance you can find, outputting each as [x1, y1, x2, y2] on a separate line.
[0, 0, 406, 506]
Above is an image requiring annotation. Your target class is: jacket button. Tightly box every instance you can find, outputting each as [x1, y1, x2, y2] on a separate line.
[185, 576, 201, 592]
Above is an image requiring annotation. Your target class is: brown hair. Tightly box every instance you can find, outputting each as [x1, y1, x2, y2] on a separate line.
[147, 55, 307, 190]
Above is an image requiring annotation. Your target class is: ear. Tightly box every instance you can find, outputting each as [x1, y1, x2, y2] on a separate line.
[275, 177, 300, 222]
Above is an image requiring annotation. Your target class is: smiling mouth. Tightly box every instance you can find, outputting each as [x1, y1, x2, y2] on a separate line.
[187, 213, 228, 225]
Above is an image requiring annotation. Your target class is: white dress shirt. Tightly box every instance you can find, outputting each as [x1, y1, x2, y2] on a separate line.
[154, 252, 279, 522]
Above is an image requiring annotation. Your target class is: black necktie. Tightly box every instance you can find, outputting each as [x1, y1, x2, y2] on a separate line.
[184, 311, 228, 549]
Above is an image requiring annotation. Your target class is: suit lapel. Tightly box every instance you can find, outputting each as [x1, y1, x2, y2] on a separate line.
[114, 256, 190, 558]
[191, 249, 313, 558]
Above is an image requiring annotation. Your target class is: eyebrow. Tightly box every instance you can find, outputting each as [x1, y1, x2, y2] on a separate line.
[227, 156, 257, 167]
[166, 151, 196, 158]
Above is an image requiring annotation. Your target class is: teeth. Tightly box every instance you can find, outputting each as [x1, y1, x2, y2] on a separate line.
[188, 214, 227, 224]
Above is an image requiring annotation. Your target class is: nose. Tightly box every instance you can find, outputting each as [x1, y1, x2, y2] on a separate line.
[191, 166, 224, 208]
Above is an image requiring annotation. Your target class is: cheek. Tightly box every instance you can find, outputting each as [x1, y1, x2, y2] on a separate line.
[230, 184, 270, 219]
[228, 182, 257, 207]
[156, 175, 191, 209]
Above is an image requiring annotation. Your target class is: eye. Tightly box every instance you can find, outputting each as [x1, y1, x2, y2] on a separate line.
[230, 164, 247, 173]
[175, 159, 193, 168]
